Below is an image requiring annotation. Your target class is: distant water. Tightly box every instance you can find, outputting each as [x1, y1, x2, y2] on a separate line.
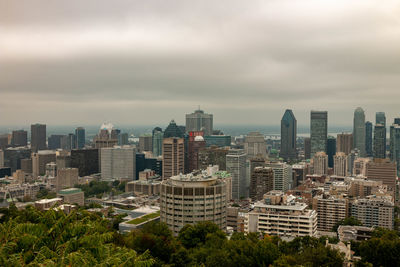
[0, 124, 353, 138]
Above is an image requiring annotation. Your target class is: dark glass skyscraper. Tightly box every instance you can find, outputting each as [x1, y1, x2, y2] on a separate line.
[280, 109, 297, 161]
[310, 111, 328, 157]
[365, 121, 373, 157]
[327, 136, 336, 168]
[374, 124, 386, 158]
[75, 127, 85, 149]
[30, 123, 46, 152]
[376, 112, 386, 126]
[163, 120, 184, 138]
[353, 107, 366, 156]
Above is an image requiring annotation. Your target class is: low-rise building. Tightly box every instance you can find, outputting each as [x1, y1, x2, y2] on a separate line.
[57, 188, 85, 206]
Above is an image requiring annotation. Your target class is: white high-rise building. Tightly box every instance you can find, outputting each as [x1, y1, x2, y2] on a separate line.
[266, 162, 292, 192]
[244, 132, 266, 158]
[101, 146, 136, 181]
[334, 152, 348, 176]
[313, 151, 328, 175]
[226, 149, 247, 199]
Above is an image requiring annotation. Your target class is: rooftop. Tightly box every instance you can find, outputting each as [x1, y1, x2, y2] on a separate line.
[58, 188, 83, 195]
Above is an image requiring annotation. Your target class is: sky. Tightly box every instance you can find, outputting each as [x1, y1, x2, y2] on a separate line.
[1, 0, 400, 127]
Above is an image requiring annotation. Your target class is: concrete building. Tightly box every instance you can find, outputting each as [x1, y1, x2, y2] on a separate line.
[32, 151, 56, 178]
[280, 109, 297, 161]
[244, 132, 266, 158]
[11, 130, 27, 147]
[160, 172, 227, 235]
[3, 147, 31, 173]
[313, 194, 348, 232]
[57, 188, 84, 206]
[56, 168, 79, 192]
[101, 146, 136, 181]
[351, 195, 394, 229]
[187, 134, 206, 173]
[35, 198, 63, 211]
[31, 123, 46, 152]
[139, 134, 153, 152]
[93, 123, 118, 149]
[126, 179, 161, 196]
[162, 138, 185, 179]
[334, 152, 348, 177]
[266, 162, 292, 192]
[198, 146, 229, 171]
[365, 121, 373, 157]
[48, 135, 64, 150]
[336, 133, 353, 155]
[353, 158, 370, 176]
[249, 167, 274, 201]
[310, 111, 328, 157]
[313, 151, 328, 176]
[366, 158, 397, 196]
[348, 178, 383, 198]
[245, 191, 317, 237]
[75, 127, 85, 149]
[185, 109, 213, 136]
[226, 149, 247, 199]
[304, 137, 311, 159]
[353, 107, 366, 157]
[374, 124, 386, 159]
[292, 164, 306, 188]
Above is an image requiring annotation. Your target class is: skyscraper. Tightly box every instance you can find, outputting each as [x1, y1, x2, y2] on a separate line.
[374, 124, 386, 159]
[11, 130, 27, 147]
[164, 120, 184, 138]
[336, 133, 353, 155]
[31, 124, 46, 152]
[280, 109, 297, 161]
[226, 149, 247, 200]
[389, 118, 400, 174]
[310, 111, 328, 157]
[327, 136, 336, 168]
[75, 127, 85, 149]
[334, 152, 348, 176]
[244, 132, 266, 158]
[185, 108, 213, 136]
[187, 134, 206, 173]
[312, 152, 328, 176]
[101, 146, 136, 181]
[353, 107, 366, 157]
[376, 112, 386, 126]
[162, 137, 185, 179]
[152, 127, 163, 157]
[266, 162, 292, 192]
[249, 167, 273, 201]
[365, 121, 373, 157]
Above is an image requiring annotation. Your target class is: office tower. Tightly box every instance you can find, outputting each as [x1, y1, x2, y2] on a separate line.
[249, 167, 273, 201]
[312, 151, 328, 175]
[162, 138, 185, 179]
[56, 168, 79, 192]
[75, 127, 85, 149]
[365, 121, 373, 157]
[48, 135, 64, 150]
[244, 132, 266, 158]
[353, 107, 366, 156]
[185, 108, 213, 136]
[32, 151, 56, 178]
[94, 123, 118, 148]
[204, 135, 231, 147]
[376, 112, 386, 126]
[187, 134, 206, 173]
[3, 147, 31, 173]
[226, 149, 247, 199]
[70, 148, 99, 176]
[366, 158, 396, 196]
[0, 135, 8, 150]
[313, 194, 348, 232]
[266, 162, 292, 192]
[304, 137, 311, 159]
[310, 111, 328, 156]
[56, 153, 71, 169]
[136, 153, 146, 179]
[21, 158, 32, 174]
[152, 127, 163, 157]
[249, 156, 266, 175]
[101, 146, 136, 181]
[347, 149, 360, 175]
[336, 133, 353, 155]
[327, 136, 336, 168]
[11, 130, 27, 147]
[111, 128, 120, 140]
[374, 124, 386, 159]
[164, 120, 184, 138]
[57, 188, 84, 206]
[280, 109, 297, 161]
[390, 118, 400, 174]
[61, 134, 76, 151]
[139, 134, 153, 152]
[245, 191, 317, 237]
[160, 172, 227, 235]
[118, 133, 129, 146]
[31, 124, 46, 152]
[334, 152, 348, 176]
[198, 146, 229, 171]
[351, 196, 394, 229]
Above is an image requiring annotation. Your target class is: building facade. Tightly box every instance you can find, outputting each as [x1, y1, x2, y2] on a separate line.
[280, 109, 297, 161]
[101, 146, 136, 181]
[185, 109, 213, 136]
[162, 138, 185, 179]
[31, 123, 46, 152]
[353, 107, 366, 157]
[226, 149, 247, 199]
[310, 111, 328, 157]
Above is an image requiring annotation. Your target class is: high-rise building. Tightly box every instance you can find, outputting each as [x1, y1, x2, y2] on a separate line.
[164, 120, 184, 138]
[198, 146, 229, 171]
[280, 109, 297, 161]
[162, 138, 185, 179]
[11, 130, 27, 147]
[139, 134, 153, 152]
[244, 132, 266, 158]
[48, 135, 64, 150]
[353, 107, 366, 157]
[187, 134, 206, 173]
[374, 124, 386, 159]
[353, 158, 370, 176]
[0, 135, 8, 150]
[56, 168, 79, 192]
[152, 127, 163, 157]
[31, 124, 46, 152]
[334, 152, 348, 176]
[327, 136, 336, 168]
[249, 166, 273, 201]
[376, 112, 386, 126]
[75, 127, 85, 149]
[304, 137, 311, 159]
[366, 158, 396, 197]
[32, 151, 56, 178]
[93, 123, 118, 149]
[310, 111, 328, 156]
[266, 162, 292, 192]
[160, 172, 227, 235]
[118, 133, 129, 146]
[3, 147, 31, 173]
[336, 133, 353, 155]
[312, 151, 328, 176]
[313, 194, 348, 232]
[226, 149, 247, 199]
[70, 148, 99, 177]
[365, 121, 373, 157]
[185, 109, 213, 136]
[101, 146, 136, 181]
[351, 196, 394, 229]
[61, 134, 76, 151]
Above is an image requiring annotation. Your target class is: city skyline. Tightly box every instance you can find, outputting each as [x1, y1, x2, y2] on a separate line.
[1, 1, 400, 126]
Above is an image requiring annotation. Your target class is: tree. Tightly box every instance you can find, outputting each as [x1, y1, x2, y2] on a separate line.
[332, 216, 363, 232]
[178, 221, 225, 249]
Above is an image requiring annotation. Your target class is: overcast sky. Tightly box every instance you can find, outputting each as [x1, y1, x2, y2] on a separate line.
[1, 0, 400, 127]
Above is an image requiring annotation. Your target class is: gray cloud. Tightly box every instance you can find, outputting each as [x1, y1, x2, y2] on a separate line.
[1, 0, 400, 127]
